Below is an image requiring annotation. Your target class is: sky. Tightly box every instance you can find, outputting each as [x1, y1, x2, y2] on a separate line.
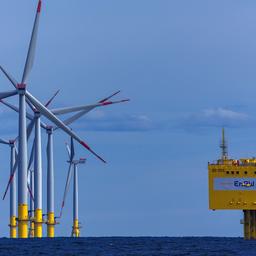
[1, 0, 256, 237]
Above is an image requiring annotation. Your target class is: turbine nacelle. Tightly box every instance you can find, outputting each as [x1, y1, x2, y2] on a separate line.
[17, 84, 26, 90]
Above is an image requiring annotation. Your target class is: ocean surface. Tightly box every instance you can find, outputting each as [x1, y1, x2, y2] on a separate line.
[0, 237, 255, 255]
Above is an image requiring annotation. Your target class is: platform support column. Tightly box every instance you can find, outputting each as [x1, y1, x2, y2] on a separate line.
[243, 210, 256, 240]
[252, 211, 256, 239]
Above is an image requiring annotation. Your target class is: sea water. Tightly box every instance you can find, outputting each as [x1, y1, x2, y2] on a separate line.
[0, 237, 255, 255]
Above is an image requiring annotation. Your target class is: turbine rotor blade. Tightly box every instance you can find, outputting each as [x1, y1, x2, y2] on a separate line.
[0, 65, 18, 89]
[45, 89, 60, 108]
[26, 98, 36, 112]
[51, 104, 98, 115]
[54, 99, 129, 131]
[26, 168, 33, 202]
[25, 91, 106, 163]
[98, 90, 121, 103]
[0, 90, 18, 100]
[22, 0, 42, 84]
[100, 99, 130, 106]
[28, 140, 35, 171]
[80, 143, 106, 163]
[14, 146, 18, 161]
[40, 121, 48, 130]
[54, 109, 92, 130]
[59, 162, 73, 217]
[27, 119, 35, 140]
[0, 99, 40, 127]
[27, 182, 34, 202]
[51, 99, 129, 116]
[65, 142, 71, 159]
[0, 139, 9, 145]
[3, 158, 18, 200]
[0, 99, 34, 121]
[70, 137, 75, 159]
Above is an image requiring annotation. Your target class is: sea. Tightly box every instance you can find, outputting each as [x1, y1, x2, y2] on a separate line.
[0, 237, 255, 255]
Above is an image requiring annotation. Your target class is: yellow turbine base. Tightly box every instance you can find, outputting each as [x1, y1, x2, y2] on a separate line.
[18, 204, 28, 238]
[47, 212, 55, 238]
[9, 215, 17, 238]
[72, 219, 80, 237]
[35, 208, 43, 238]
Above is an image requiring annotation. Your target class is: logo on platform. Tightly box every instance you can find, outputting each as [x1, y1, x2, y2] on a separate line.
[234, 181, 255, 187]
[214, 178, 256, 191]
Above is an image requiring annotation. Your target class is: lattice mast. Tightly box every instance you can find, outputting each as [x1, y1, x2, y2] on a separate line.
[220, 127, 228, 161]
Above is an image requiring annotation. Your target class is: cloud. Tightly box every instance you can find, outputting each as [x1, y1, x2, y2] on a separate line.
[177, 107, 250, 131]
[70, 110, 155, 132]
[69, 107, 250, 133]
[202, 108, 248, 120]
[0, 104, 249, 136]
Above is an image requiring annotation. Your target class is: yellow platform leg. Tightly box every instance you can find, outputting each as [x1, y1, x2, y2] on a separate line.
[243, 210, 256, 240]
[47, 212, 55, 238]
[34, 209, 43, 238]
[18, 204, 28, 238]
[251, 211, 256, 239]
[9, 216, 17, 238]
[72, 219, 80, 237]
[244, 210, 250, 239]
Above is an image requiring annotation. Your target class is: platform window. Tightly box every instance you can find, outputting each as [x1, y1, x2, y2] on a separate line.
[245, 171, 248, 175]
[231, 171, 234, 174]
[226, 171, 229, 174]
[236, 171, 239, 174]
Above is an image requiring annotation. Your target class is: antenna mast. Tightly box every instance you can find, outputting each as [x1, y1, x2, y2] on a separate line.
[220, 127, 228, 160]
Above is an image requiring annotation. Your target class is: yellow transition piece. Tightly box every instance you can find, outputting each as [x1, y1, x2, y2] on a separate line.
[72, 219, 80, 237]
[9, 215, 17, 238]
[35, 208, 43, 238]
[18, 204, 28, 238]
[47, 212, 55, 238]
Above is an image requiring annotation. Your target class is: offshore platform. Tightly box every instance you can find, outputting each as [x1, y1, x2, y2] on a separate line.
[208, 128, 256, 239]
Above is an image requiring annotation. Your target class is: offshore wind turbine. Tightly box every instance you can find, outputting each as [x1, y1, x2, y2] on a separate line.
[61, 138, 85, 237]
[2, 91, 129, 237]
[0, 0, 106, 238]
[72, 158, 85, 237]
[0, 139, 17, 238]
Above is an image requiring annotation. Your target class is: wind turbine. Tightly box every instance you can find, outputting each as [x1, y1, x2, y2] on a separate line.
[0, 139, 17, 238]
[61, 138, 85, 237]
[0, 0, 106, 238]
[72, 157, 85, 238]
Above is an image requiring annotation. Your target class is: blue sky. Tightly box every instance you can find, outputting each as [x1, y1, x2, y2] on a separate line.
[1, 0, 256, 237]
